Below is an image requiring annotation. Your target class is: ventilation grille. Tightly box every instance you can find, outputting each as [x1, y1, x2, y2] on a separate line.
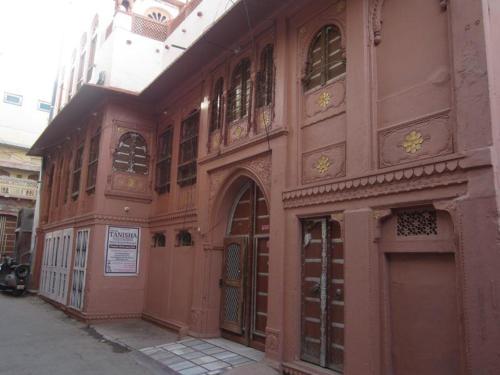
[397, 210, 437, 236]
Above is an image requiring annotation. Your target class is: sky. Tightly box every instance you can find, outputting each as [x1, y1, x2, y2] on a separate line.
[0, 0, 107, 99]
[0, 0, 110, 147]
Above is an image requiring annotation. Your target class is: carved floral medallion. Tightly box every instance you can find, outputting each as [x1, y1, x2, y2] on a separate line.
[318, 92, 331, 109]
[315, 155, 331, 175]
[402, 131, 424, 154]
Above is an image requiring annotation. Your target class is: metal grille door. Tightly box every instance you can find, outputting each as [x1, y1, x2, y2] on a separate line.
[220, 238, 246, 334]
[69, 229, 89, 310]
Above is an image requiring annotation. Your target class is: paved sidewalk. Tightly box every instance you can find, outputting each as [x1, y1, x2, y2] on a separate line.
[0, 293, 168, 375]
[92, 319, 278, 375]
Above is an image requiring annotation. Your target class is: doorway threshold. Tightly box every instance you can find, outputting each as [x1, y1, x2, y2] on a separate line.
[140, 336, 264, 374]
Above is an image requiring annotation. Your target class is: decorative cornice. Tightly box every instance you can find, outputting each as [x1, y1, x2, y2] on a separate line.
[40, 212, 150, 231]
[283, 157, 468, 209]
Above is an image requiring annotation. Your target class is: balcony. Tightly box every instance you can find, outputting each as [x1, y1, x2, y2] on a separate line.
[105, 11, 169, 42]
[0, 176, 38, 200]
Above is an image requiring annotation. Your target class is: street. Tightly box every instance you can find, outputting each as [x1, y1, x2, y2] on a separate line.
[0, 293, 168, 375]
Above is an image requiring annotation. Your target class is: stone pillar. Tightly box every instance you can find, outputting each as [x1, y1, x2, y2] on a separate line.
[454, 169, 500, 374]
[345, 0, 372, 174]
[344, 208, 376, 375]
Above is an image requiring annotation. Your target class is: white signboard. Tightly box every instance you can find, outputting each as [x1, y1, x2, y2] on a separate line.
[105, 226, 140, 276]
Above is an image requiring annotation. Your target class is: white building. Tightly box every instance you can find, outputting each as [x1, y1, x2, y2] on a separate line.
[53, 0, 239, 114]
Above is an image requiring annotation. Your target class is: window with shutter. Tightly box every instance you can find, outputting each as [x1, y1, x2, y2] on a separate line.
[177, 111, 199, 187]
[210, 78, 224, 133]
[304, 25, 345, 91]
[72, 146, 84, 198]
[86, 128, 101, 191]
[155, 128, 173, 193]
[227, 59, 251, 123]
[113, 132, 149, 175]
[256, 45, 274, 108]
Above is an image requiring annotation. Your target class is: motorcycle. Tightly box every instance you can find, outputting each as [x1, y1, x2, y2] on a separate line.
[0, 258, 30, 296]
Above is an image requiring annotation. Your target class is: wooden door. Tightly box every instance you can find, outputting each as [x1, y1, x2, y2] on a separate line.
[388, 253, 460, 375]
[301, 218, 344, 371]
[221, 182, 269, 350]
[220, 237, 247, 334]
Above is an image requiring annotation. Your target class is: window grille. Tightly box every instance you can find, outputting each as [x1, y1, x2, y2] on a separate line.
[177, 230, 193, 246]
[3, 92, 23, 106]
[177, 111, 199, 187]
[397, 210, 438, 236]
[38, 101, 52, 112]
[155, 128, 173, 193]
[304, 25, 345, 91]
[112, 132, 149, 175]
[210, 78, 224, 133]
[227, 59, 251, 123]
[256, 44, 274, 108]
[86, 128, 101, 191]
[153, 232, 166, 247]
[71, 146, 84, 198]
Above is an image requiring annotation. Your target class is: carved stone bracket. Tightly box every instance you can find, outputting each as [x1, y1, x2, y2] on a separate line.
[372, 0, 385, 46]
[373, 209, 392, 241]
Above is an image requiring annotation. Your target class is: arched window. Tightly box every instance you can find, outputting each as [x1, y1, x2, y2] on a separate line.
[86, 127, 101, 191]
[256, 44, 274, 108]
[304, 25, 345, 91]
[177, 111, 199, 186]
[146, 8, 170, 23]
[152, 232, 166, 248]
[87, 15, 99, 82]
[210, 78, 224, 132]
[227, 59, 251, 123]
[113, 132, 149, 175]
[176, 230, 193, 247]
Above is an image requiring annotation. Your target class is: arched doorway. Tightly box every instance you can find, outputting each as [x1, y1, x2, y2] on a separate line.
[220, 180, 269, 351]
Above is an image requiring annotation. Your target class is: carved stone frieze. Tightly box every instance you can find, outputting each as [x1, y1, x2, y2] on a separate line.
[378, 113, 453, 168]
[283, 158, 467, 209]
[208, 153, 272, 209]
[302, 143, 346, 184]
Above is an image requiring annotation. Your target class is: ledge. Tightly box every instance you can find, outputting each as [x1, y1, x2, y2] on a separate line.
[199, 127, 287, 166]
[283, 155, 470, 208]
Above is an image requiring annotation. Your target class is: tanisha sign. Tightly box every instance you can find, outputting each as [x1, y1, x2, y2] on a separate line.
[105, 226, 140, 275]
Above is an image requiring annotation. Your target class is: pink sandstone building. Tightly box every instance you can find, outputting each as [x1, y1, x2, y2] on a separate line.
[29, 0, 500, 374]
